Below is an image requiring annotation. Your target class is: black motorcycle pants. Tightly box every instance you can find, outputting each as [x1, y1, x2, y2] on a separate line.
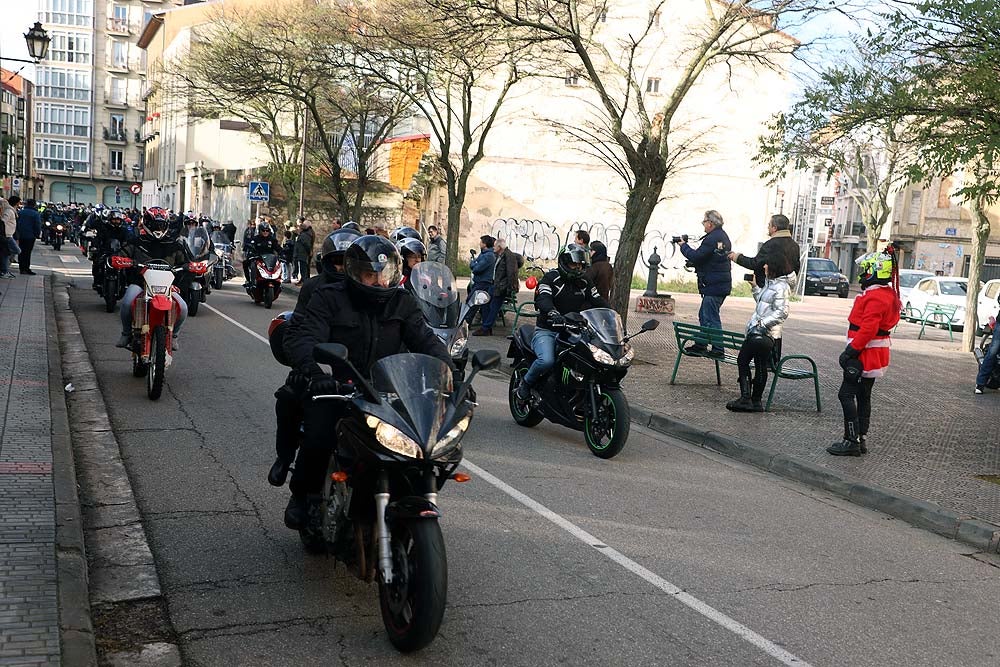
[289, 398, 347, 497]
[838, 371, 875, 441]
[274, 385, 303, 465]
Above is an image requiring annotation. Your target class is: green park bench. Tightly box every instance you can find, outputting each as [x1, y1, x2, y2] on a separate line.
[670, 321, 821, 412]
[917, 302, 960, 342]
[499, 293, 538, 331]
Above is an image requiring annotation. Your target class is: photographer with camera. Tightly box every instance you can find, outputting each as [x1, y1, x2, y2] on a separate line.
[678, 210, 732, 357]
[727, 214, 800, 287]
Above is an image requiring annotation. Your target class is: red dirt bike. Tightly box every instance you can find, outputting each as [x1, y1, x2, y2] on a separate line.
[110, 256, 209, 400]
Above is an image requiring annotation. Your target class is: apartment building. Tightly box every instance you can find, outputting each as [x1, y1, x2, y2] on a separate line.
[1, 69, 33, 200]
[33, 0, 183, 205]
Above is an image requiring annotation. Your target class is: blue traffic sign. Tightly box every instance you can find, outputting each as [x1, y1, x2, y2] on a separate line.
[248, 181, 270, 202]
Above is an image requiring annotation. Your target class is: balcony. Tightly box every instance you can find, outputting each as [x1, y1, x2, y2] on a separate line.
[107, 18, 133, 35]
[104, 94, 131, 108]
[106, 55, 143, 73]
[103, 126, 128, 143]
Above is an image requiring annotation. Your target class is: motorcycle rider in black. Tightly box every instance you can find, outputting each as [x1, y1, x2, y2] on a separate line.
[115, 211, 193, 351]
[267, 227, 362, 487]
[280, 236, 453, 529]
[515, 244, 610, 401]
[91, 209, 131, 289]
[242, 222, 282, 288]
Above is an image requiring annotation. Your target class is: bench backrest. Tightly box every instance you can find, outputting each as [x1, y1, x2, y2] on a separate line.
[672, 321, 746, 347]
[925, 302, 959, 318]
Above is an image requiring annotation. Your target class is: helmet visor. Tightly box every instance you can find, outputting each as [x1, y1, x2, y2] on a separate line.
[345, 251, 401, 288]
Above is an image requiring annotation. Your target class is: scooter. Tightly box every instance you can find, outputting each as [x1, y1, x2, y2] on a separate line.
[406, 262, 490, 381]
[109, 255, 208, 400]
[245, 252, 284, 308]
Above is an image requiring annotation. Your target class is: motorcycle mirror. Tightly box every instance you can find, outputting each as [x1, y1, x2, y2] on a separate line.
[472, 290, 490, 306]
[641, 318, 659, 332]
[471, 349, 501, 372]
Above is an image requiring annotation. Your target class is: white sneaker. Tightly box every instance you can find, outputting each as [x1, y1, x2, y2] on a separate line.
[0, 271, 15, 279]
[975, 385, 985, 394]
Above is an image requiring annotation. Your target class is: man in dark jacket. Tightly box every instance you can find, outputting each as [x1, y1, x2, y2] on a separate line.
[222, 220, 238, 243]
[467, 235, 496, 327]
[280, 236, 453, 530]
[15, 199, 43, 275]
[729, 214, 801, 287]
[242, 223, 282, 286]
[292, 219, 315, 283]
[679, 210, 732, 357]
[426, 225, 446, 262]
[475, 238, 519, 335]
[586, 240, 614, 300]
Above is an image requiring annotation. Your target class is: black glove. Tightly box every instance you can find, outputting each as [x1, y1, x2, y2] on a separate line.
[838, 345, 860, 369]
[308, 376, 345, 396]
[465, 385, 477, 403]
[547, 311, 566, 326]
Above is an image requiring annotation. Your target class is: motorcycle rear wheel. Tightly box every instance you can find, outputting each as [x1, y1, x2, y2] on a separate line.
[146, 326, 167, 400]
[378, 519, 447, 653]
[508, 365, 543, 427]
[584, 388, 630, 459]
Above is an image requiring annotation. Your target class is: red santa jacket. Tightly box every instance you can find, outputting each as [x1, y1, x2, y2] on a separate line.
[846, 284, 901, 378]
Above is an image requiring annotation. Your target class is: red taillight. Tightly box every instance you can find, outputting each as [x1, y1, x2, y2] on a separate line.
[189, 261, 208, 275]
[110, 256, 133, 269]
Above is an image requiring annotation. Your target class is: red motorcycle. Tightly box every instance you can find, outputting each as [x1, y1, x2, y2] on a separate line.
[245, 252, 284, 308]
[110, 256, 209, 400]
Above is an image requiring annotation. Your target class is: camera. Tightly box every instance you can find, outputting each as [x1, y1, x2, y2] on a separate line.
[670, 234, 688, 244]
[744, 273, 755, 282]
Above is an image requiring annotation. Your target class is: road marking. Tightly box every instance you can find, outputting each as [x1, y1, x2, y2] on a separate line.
[462, 460, 812, 666]
[59, 254, 81, 263]
[202, 303, 270, 344]
[204, 301, 812, 666]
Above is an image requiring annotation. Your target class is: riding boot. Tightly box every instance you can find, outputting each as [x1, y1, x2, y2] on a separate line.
[726, 376, 754, 412]
[749, 373, 767, 412]
[827, 422, 862, 456]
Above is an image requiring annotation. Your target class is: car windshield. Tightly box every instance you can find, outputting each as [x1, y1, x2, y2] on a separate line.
[371, 353, 453, 446]
[408, 262, 460, 328]
[581, 308, 625, 346]
[939, 281, 968, 296]
[899, 272, 932, 288]
[808, 259, 839, 272]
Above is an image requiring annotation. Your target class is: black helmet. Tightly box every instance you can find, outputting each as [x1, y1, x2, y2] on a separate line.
[257, 222, 271, 235]
[141, 210, 170, 240]
[398, 238, 426, 278]
[390, 226, 420, 243]
[319, 228, 362, 277]
[108, 210, 125, 226]
[557, 243, 590, 281]
[342, 221, 360, 231]
[343, 236, 402, 304]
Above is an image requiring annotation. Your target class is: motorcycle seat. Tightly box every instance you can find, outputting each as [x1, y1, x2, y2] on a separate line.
[515, 324, 535, 350]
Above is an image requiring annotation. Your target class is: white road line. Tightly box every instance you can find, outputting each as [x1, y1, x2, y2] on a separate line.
[205, 300, 813, 667]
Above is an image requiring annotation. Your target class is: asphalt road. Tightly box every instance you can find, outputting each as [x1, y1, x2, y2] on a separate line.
[30, 245, 1000, 666]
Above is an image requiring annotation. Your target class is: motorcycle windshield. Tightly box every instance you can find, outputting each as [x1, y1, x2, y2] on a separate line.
[409, 263, 460, 328]
[260, 253, 279, 271]
[187, 228, 211, 259]
[581, 308, 625, 346]
[371, 353, 453, 446]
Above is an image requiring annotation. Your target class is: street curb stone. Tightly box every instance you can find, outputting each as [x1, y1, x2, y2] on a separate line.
[46, 276, 98, 667]
[53, 277, 182, 663]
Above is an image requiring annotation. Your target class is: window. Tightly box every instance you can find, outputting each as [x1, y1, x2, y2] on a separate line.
[110, 4, 129, 31]
[109, 78, 127, 104]
[907, 191, 921, 224]
[109, 149, 123, 175]
[109, 113, 124, 135]
[33, 137, 89, 172]
[111, 41, 129, 69]
[35, 67, 91, 102]
[33, 102, 90, 137]
[564, 70, 580, 86]
[41, 0, 93, 27]
[646, 77, 660, 94]
[48, 31, 92, 64]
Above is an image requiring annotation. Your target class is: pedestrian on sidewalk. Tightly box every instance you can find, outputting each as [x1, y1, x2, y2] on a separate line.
[827, 244, 902, 457]
[426, 225, 446, 263]
[468, 235, 497, 329]
[15, 199, 42, 276]
[476, 238, 519, 336]
[728, 213, 800, 288]
[975, 289, 1000, 394]
[281, 230, 295, 283]
[726, 261, 791, 412]
[586, 240, 613, 301]
[292, 218, 314, 284]
[679, 210, 732, 357]
[1, 196, 20, 279]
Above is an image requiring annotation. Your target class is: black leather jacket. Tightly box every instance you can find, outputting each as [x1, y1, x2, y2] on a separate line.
[120, 234, 193, 288]
[283, 282, 453, 382]
[245, 234, 281, 259]
[534, 269, 610, 330]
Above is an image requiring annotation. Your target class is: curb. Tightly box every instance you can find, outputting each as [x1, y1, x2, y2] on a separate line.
[52, 276, 182, 664]
[46, 275, 99, 667]
[492, 357, 1000, 554]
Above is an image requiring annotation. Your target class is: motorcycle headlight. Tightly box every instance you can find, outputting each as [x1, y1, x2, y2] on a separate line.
[149, 285, 170, 295]
[365, 415, 422, 459]
[618, 344, 635, 366]
[214, 248, 224, 257]
[56, 225, 64, 231]
[450, 335, 468, 356]
[430, 415, 471, 458]
[587, 343, 617, 366]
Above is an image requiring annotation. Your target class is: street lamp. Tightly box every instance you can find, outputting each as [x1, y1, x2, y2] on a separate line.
[67, 164, 75, 204]
[24, 23, 51, 62]
[131, 164, 141, 208]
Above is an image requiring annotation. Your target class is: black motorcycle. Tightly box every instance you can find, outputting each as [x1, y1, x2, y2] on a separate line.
[180, 228, 217, 316]
[507, 308, 658, 458]
[211, 232, 236, 289]
[304, 344, 498, 652]
[407, 262, 490, 380]
[95, 240, 127, 313]
[51, 222, 66, 251]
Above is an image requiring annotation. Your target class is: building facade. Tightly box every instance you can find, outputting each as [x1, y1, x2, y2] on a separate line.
[33, 0, 182, 206]
[1, 69, 33, 200]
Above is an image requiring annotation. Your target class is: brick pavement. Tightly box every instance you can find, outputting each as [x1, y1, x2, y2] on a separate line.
[474, 286, 1000, 531]
[0, 276, 61, 666]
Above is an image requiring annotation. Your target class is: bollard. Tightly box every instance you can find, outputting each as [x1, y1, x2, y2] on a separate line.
[643, 247, 661, 297]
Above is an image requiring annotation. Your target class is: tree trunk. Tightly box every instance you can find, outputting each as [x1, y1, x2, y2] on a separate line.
[962, 195, 990, 352]
[610, 166, 666, 328]
[442, 163, 467, 274]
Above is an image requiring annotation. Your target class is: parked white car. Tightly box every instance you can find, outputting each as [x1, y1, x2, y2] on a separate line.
[978, 279, 1000, 331]
[902, 276, 973, 328]
[898, 269, 934, 309]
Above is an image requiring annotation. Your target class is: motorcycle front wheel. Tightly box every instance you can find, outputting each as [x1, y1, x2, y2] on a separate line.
[264, 285, 274, 309]
[147, 326, 167, 400]
[378, 519, 447, 653]
[104, 278, 117, 313]
[584, 388, 630, 459]
[53, 240, 62, 251]
[187, 290, 200, 317]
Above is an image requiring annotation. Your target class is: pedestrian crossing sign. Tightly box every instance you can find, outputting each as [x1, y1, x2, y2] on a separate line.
[248, 181, 270, 202]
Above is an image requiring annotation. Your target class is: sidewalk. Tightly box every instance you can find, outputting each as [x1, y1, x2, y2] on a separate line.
[1, 275, 94, 666]
[468, 286, 1000, 548]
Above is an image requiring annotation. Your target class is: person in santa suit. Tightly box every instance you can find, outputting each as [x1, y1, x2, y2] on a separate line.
[827, 243, 902, 457]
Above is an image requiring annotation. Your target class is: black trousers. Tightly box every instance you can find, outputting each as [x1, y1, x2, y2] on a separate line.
[736, 337, 781, 400]
[295, 259, 310, 282]
[289, 399, 346, 497]
[838, 373, 875, 441]
[18, 238, 36, 272]
[274, 385, 303, 465]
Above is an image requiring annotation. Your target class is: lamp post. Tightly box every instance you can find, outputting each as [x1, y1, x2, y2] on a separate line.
[131, 164, 141, 209]
[1, 23, 50, 196]
[67, 164, 75, 204]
